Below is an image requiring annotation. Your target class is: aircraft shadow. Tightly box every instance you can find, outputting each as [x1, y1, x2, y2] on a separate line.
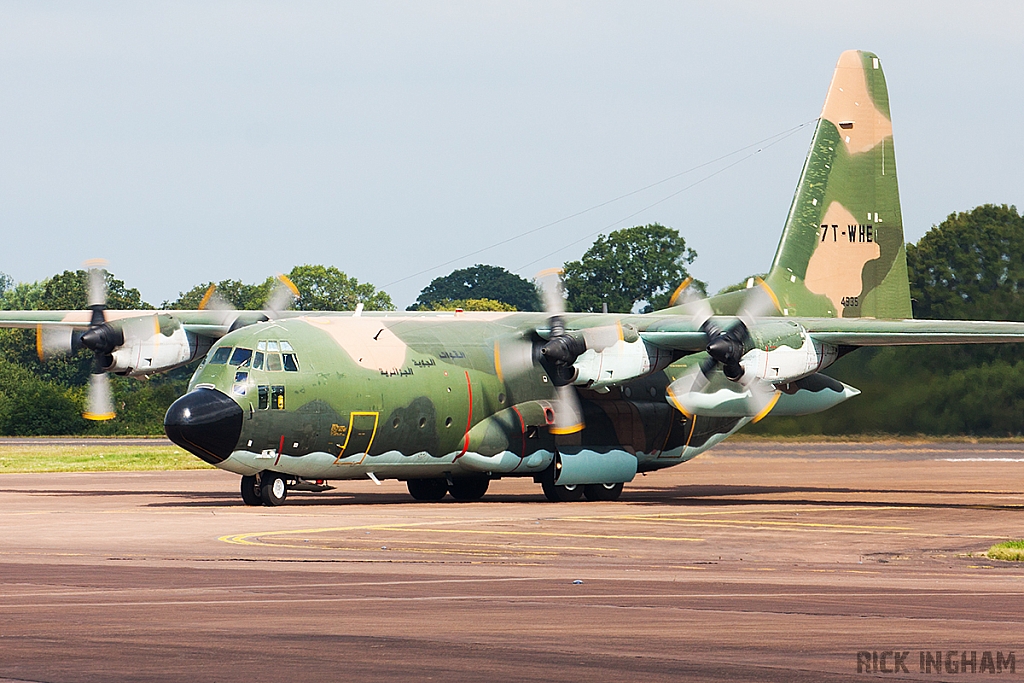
[6, 484, 1021, 511]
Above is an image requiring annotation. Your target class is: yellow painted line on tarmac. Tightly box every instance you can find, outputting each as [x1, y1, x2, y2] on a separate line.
[614, 517, 911, 530]
[255, 536, 616, 553]
[221, 524, 704, 547]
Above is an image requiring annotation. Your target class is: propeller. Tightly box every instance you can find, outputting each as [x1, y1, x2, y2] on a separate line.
[666, 278, 782, 422]
[199, 274, 300, 329]
[534, 269, 585, 434]
[79, 260, 118, 421]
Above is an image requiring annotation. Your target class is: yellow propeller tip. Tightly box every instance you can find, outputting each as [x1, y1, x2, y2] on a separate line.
[198, 284, 217, 311]
[668, 277, 693, 307]
[550, 424, 584, 435]
[751, 391, 781, 423]
[277, 274, 300, 298]
[534, 267, 563, 279]
[754, 277, 782, 313]
[83, 412, 116, 421]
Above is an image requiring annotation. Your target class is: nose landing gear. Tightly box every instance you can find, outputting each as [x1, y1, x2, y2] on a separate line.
[239, 472, 287, 506]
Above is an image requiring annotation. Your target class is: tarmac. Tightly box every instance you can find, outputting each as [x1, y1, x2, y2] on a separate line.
[1, 441, 1023, 682]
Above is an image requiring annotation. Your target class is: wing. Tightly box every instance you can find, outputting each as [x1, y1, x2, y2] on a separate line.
[635, 315, 1024, 351]
[796, 318, 1024, 346]
[0, 309, 261, 338]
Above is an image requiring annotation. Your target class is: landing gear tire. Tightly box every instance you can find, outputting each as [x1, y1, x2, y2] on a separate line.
[541, 468, 583, 502]
[260, 472, 287, 506]
[241, 474, 263, 506]
[584, 482, 623, 501]
[407, 478, 448, 502]
[448, 477, 489, 501]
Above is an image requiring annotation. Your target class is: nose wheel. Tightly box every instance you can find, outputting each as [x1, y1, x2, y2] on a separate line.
[240, 472, 288, 506]
[260, 473, 288, 506]
[240, 474, 262, 506]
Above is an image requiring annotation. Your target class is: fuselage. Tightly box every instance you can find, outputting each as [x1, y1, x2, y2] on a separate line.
[167, 312, 749, 484]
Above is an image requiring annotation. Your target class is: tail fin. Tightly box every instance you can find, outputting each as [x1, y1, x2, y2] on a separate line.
[765, 50, 912, 319]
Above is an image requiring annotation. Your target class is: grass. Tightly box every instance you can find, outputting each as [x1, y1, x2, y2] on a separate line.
[0, 444, 214, 473]
[987, 540, 1024, 562]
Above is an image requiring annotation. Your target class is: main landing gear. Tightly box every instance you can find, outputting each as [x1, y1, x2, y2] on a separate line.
[539, 468, 624, 502]
[406, 477, 491, 502]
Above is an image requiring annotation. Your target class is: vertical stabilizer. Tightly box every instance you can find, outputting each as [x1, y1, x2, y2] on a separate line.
[765, 51, 911, 319]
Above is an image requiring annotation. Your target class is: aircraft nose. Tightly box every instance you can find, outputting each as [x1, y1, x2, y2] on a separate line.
[164, 389, 243, 465]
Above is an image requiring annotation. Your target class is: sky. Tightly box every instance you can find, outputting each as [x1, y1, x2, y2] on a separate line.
[1, 2, 1022, 309]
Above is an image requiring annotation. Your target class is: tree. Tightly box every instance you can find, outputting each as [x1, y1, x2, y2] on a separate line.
[908, 204, 1024, 321]
[164, 279, 271, 310]
[164, 266, 394, 311]
[0, 281, 44, 311]
[39, 270, 151, 311]
[562, 224, 701, 313]
[288, 265, 394, 311]
[418, 298, 517, 312]
[0, 358, 87, 435]
[0, 272, 12, 298]
[412, 265, 540, 311]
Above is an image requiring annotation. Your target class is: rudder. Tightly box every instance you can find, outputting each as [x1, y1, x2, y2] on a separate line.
[765, 50, 912, 319]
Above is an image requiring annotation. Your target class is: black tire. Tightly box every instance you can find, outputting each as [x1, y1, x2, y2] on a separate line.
[584, 482, 624, 501]
[407, 478, 448, 502]
[448, 477, 489, 501]
[240, 474, 263, 506]
[260, 472, 287, 506]
[540, 467, 583, 502]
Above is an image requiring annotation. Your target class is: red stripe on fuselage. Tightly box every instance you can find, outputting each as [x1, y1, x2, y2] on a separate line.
[457, 370, 473, 458]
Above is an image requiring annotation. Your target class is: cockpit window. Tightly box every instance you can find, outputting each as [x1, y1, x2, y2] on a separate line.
[282, 353, 299, 372]
[257, 341, 267, 351]
[266, 353, 283, 372]
[229, 348, 253, 366]
[252, 351, 264, 370]
[209, 347, 232, 364]
[267, 341, 280, 353]
[281, 341, 294, 352]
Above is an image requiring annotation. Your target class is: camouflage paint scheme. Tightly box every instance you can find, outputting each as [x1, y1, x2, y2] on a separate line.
[764, 50, 911, 319]
[187, 312, 746, 481]
[5, 51, 1024, 499]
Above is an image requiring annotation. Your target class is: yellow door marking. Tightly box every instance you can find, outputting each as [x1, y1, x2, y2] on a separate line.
[332, 411, 379, 465]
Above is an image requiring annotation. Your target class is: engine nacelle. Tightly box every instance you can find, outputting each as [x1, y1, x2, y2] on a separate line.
[741, 323, 838, 384]
[105, 315, 208, 377]
[572, 337, 674, 391]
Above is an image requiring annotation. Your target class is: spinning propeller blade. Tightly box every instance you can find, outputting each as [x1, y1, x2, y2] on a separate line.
[666, 278, 782, 421]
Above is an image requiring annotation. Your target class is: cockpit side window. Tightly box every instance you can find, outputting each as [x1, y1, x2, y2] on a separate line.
[282, 353, 299, 372]
[209, 347, 232, 364]
[252, 351, 264, 370]
[229, 348, 253, 366]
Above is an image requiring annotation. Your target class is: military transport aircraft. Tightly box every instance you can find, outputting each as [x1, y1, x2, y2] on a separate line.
[3, 50, 1024, 506]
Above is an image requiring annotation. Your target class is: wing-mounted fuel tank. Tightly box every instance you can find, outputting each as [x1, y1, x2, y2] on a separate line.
[770, 373, 860, 416]
[83, 314, 209, 377]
